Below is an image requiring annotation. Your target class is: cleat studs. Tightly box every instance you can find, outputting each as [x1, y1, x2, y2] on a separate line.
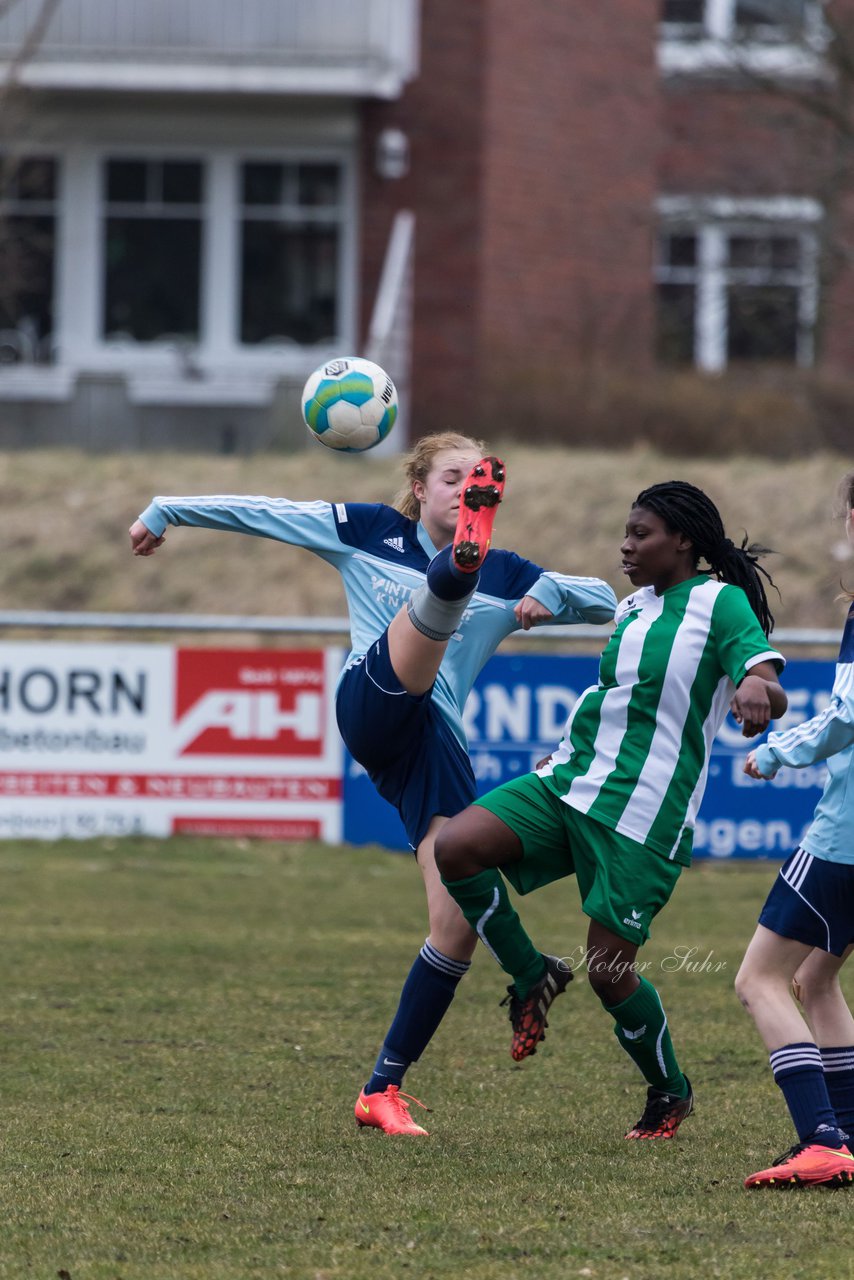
[454, 541, 482, 568]
[464, 484, 500, 510]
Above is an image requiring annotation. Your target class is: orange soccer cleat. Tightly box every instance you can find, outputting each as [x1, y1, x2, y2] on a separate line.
[625, 1080, 695, 1140]
[744, 1141, 854, 1189]
[452, 456, 506, 572]
[354, 1085, 430, 1136]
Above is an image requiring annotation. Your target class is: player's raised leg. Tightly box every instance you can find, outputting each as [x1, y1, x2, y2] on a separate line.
[387, 457, 505, 694]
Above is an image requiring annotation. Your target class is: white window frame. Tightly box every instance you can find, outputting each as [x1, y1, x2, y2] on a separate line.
[656, 195, 822, 371]
[55, 143, 358, 381]
[659, 0, 828, 77]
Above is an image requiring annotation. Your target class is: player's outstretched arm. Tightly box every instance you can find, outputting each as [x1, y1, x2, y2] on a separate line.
[756, 660, 854, 771]
[132, 494, 350, 558]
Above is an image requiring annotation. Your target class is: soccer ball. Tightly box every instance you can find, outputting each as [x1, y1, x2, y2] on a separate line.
[301, 356, 398, 452]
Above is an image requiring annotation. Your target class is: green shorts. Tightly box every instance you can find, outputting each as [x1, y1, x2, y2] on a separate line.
[475, 772, 683, 945]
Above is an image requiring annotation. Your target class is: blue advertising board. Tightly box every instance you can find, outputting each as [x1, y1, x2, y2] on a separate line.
[343, 654, 835, 858]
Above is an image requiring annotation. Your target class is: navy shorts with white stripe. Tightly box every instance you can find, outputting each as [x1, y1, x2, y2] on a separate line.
[758, 846, 854, 957]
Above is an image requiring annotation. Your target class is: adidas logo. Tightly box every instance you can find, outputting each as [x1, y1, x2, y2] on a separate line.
[383, 536, 405, 553]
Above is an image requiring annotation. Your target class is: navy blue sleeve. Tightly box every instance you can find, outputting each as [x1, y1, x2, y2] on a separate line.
[331, 502, 389, 549]
[332, 502, 427, 562]
[477, 549, 543, 600]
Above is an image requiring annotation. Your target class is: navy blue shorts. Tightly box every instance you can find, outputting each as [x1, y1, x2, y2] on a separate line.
[335, 632, 477, 850]
[758, 847, 854, 957]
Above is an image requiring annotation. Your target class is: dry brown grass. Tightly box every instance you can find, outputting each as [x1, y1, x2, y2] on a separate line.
[0, 443, 851, 634]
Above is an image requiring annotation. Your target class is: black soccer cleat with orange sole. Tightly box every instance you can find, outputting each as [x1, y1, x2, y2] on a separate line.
[501, 953, 573, 1062]
[625, 1079, 694, 1140]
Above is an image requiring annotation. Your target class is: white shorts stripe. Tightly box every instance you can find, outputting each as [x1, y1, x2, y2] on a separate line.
[783, 848, 813, 893]
[776, 849, 833, 952]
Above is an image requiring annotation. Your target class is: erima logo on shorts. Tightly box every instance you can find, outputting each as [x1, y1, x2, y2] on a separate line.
[623, 908, 643, 930]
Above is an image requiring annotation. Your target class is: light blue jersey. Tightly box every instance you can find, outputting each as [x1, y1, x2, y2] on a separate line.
[138, 494, 617, 752]
[754, 602, 854, 865]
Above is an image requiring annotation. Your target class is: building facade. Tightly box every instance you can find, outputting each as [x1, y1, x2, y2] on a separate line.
[0, 0, 849, 450]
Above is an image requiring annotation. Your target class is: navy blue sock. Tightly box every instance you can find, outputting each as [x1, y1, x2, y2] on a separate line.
[820, 1046, 854, 1141]
[770, 1043, 846, 1147]
[426, 544, 479, 600]
[364, 941, 471, 1095]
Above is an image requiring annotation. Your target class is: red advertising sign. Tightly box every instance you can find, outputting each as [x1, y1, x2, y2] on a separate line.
[174, 649, 327, 757]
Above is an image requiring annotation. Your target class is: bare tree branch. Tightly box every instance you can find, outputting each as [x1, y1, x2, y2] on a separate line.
[711, 4, 854, 137]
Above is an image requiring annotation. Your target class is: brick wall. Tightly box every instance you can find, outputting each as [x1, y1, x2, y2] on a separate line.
[479, 0, 660, 385]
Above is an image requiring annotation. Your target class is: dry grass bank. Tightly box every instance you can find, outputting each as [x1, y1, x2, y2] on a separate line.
[0, 443, 851, 635]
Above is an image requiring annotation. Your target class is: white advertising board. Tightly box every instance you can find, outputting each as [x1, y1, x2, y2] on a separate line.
[0, 643, 343, 840]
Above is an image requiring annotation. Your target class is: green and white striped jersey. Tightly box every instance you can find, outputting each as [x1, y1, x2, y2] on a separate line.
[537, 574, 784, 865]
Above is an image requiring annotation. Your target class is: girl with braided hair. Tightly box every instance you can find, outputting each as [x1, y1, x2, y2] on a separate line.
[435, 480, 787, 1141]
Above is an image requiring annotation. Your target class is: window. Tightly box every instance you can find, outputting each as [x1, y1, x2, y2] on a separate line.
[661, 0, 709, 33]
[239, 161, 342, 345]
[102, 158, 204, 342]
[37, 147, 353, 377]
[659, 0, 825, 74]
[661, 0, 814, 40]
[655, 199, 820, 370]
[0, 156, 57, 363]
[657, 234, 698, 364]
[733, 1, 810, 39]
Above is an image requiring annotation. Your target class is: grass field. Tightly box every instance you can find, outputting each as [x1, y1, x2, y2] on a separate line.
[1, 837, 852, 1280]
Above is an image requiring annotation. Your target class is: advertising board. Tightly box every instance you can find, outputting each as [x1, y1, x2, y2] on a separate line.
[0, 644, 343, 840]
[0, 644, 833, 859]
